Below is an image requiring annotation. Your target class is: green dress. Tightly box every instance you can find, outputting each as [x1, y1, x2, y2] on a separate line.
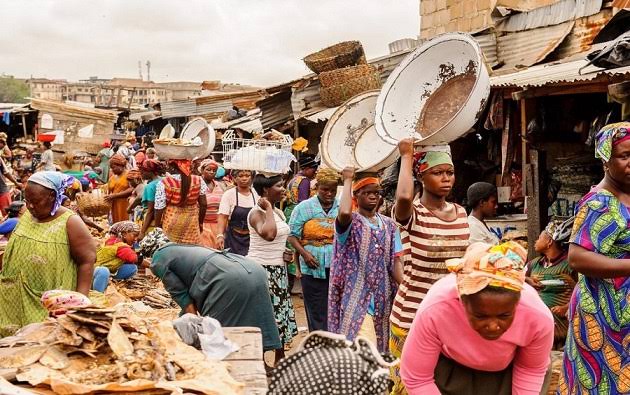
[151, 244, 281, 351]
[0, 210, 77, 336]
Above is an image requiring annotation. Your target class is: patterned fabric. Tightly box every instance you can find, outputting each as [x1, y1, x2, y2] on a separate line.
[40, 290, 91, 317]
[268, 331, 397, 395]
[139, 228, 170, 258]
[263, 264, 298, 346]
[109, 220, 140, 236]
[0, 210, 76, 335]
[28, 171, 76, 216]
[544, 216, 575, 246]
[446, 241, 528, 295]
[328, 212, 398, 352]
[284, 174, 315, 276]
[527, 253, 575, 343]
[201, 179, 225, 248]
[389, 322, 410, 395]
[288, 196, 339, 279]
[594, 121, 630, 162]
[163, 205, 201, 244]
[162, 174, 204, 206]
[558, 189, 630, 394]
[168, 159, 192, 176]
[412, 149, 453, 175]
[390, 201, 469, 329]
[107, 171, 130, 223]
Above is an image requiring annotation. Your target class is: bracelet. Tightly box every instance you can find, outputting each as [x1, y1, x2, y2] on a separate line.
[216, 234, 225, 239]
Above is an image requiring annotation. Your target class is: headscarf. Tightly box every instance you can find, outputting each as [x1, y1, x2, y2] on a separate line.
[126, 168, 142, 181]
[315, 168, 341, 185]
[109, 153, 127, 167]
[141, 159, 163, 174]
[169, 159, 192, 176]
[595, 122, 630, 162]
[446, 241, 527, 296]
[198, 159, 219, 173]
[109, 221, 140, 237]
[28, 171, 76, 216]
[544, 216, 575, 247]
[413, 145, 453, 175]
[298, 155, 319, 170]
[139, 228, 170, 258]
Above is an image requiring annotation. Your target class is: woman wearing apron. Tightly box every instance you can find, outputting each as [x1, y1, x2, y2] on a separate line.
[217, 170, 259, 255]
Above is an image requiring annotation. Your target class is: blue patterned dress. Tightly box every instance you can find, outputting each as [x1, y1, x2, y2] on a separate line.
[328, 212, 398, 352]
[558, 190, 630, 394]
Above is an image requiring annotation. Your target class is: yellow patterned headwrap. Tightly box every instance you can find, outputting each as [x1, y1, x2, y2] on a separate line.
[446, 241, 527, 296]
[315, 168, 340, 185]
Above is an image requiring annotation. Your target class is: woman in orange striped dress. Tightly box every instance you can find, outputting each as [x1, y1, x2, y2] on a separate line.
[199, 159, 225, 248]
[154, 160, 207, 244]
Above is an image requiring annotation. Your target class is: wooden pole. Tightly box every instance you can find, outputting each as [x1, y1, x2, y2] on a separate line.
[20, 113, 28, 139]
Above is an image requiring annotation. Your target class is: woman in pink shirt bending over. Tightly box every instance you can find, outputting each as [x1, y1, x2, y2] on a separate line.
[400, 241, 554, 395]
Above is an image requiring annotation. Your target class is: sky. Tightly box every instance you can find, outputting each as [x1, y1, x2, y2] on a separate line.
[1, 1, 419, 87]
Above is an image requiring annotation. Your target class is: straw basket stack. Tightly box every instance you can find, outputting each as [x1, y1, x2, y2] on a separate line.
[303, 41, 381, 107]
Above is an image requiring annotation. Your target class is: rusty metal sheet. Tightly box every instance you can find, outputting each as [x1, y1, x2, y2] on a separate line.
[258, 90, 293, 129]
[490, 57, 630, 87]
[553, 9, 613, 60]
[496, 0, 563, 12]
[496, 20, 575, 70]
[498, 0, 602, 32]
[613, 0, 630, 8]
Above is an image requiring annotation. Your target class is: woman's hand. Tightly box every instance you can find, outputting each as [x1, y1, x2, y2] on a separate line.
[258, 197, 272, 211]
[341, 167, 355, 182]
[398, 138, 415, 157]
[550, 304, 569, 317]
[302, 251, 319, 269]
[525, 277, 544, 290]
[216, 235, 225, 250]
[104, 194, 115, 202]
[283, 250, 294, 263]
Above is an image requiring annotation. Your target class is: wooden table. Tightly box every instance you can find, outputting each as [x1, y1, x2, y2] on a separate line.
[222, 327, 268, 395]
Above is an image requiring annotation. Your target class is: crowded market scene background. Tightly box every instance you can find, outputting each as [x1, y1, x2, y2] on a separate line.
[0, 1, 629, 394]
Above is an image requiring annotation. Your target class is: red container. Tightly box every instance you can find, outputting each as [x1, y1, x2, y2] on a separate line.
[37, 133, 56, 142]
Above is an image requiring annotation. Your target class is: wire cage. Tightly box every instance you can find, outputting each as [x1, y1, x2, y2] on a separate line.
[221, 130, 295, 173]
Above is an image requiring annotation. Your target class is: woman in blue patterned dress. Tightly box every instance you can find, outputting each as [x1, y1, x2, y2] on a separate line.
[559, 122, 630, 394]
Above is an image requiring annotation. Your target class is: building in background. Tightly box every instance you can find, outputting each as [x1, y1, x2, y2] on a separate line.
[156, 81, 203, 100]
[26, 78, 66, 101]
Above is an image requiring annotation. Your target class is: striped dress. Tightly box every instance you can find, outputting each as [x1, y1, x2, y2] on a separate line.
[389, 200, 469, 395]
[391, 201, 470, 328]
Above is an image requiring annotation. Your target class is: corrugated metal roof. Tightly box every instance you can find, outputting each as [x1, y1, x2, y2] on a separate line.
[498, 0, 602, 32]
[210, 109, 263, 134]
[160, 98, 232, 119]
[552, 9, 613, 60]
[258, 90, 293, 129]
[490, 58, 630, 87]
[30, 99, 118, 123]
[473, 30, 499, 67]
[496, 20, 574, 70]
[305, 106, 338, 123]
[496, 0, 564, 12]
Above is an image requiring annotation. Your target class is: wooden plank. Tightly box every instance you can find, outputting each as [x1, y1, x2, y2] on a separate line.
[223, 327, 263, 361]
[227, 360, 267, 395]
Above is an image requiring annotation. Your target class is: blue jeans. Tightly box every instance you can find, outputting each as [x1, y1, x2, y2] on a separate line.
[92, 264, 138, 292]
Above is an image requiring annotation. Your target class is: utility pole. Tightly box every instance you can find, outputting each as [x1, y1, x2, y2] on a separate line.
[138, 61, 143, 81]
[146, 60, 151, 82]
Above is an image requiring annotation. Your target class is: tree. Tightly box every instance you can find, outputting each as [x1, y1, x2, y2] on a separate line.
[0, 76, 29, 103]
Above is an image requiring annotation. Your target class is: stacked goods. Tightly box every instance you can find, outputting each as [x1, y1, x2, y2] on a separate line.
[112, 276, 179, 310]
[303, 41, 366, 73]
[303, 41, 381, 107]
[319, 65, 381, 107]
[0, 304, 243, 394]
[221, 130, 295, 174]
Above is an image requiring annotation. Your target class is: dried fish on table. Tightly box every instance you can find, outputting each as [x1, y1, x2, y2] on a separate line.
[3, 305, 243, 394]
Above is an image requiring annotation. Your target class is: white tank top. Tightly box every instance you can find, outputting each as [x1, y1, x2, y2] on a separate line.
[246, 206, 290, 266]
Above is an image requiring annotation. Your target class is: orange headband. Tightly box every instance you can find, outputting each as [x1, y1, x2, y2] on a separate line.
[352, 177, 380, 193]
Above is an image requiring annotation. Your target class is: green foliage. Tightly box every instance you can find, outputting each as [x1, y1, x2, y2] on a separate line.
[0, 76, 29, 103]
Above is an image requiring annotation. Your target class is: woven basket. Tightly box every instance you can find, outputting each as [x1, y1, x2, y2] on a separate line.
[76, 190, 110, 217]
[303, 41, 366, 74]
[319, 65, 382, 107]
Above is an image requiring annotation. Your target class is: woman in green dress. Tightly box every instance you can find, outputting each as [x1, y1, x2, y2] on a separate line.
[140, 229, 282, 353]
[0, 171, 96, 336]
[525, 217, 576, 349]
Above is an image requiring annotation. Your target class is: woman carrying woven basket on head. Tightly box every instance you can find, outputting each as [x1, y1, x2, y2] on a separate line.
[105, 153, 133, 224]
[154, 159, 207, 245]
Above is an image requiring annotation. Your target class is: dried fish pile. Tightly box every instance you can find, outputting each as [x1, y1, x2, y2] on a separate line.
[0, 305, 243, 394]
[113, 276, 178, 310]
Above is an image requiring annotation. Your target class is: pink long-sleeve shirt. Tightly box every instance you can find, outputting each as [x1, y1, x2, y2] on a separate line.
[400, 274, 553, 395]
